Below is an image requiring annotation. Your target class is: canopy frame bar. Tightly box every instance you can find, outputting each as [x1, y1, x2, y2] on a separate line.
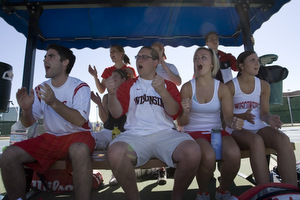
[235, 0, 255, 51]
[2, 0, 274, 11]
[22, 2, 43, 92]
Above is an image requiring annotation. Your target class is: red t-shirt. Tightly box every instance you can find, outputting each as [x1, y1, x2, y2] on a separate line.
[218, 50, 238, 71]
[101, 65, 137, 79]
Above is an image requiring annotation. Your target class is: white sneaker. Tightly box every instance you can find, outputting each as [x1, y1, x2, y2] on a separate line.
[195, 192, 210, 200]
[215, 190, 232, 200]
[109, 174, 118, 185]
[157, 167, 167, 185]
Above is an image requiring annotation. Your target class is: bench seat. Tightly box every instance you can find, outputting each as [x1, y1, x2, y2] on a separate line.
[48, 142, 296, 170]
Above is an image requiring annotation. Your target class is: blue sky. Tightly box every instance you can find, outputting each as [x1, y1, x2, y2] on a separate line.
[0, 1, 299, 122]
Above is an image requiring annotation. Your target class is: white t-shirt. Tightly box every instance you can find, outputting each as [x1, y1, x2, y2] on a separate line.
[220, 68, 233, 83]
[117, 77, 182, 136]
[32, 76, 91, 135]
[155, 62, 180, 82]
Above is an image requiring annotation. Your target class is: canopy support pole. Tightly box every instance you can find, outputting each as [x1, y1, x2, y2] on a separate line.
[22, 3, 43, 91]
[235, 0, 254, 51]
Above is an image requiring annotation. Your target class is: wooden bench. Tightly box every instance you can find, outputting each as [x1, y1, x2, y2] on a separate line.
[49, 142, 296, 171]
[0, 142, 296, 200]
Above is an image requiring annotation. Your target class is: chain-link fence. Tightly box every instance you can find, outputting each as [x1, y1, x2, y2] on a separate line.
[270, 92, 300, 124]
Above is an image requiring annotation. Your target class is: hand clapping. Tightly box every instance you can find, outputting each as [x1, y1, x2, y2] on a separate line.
[91, 91, 102, 105]
[244, 108, 255, 124]
[36, 83, 57, 106]
[16, 87, 34, 111]
[88, 65, 98, 78]
[105, 76, 117, 95]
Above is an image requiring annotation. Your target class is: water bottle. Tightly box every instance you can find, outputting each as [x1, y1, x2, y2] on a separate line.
[211, 127, 222, 160]
[111, 125, 120, 140]
[10, 121, 28, 145]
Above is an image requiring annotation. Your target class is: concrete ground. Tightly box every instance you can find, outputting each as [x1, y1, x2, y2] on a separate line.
[0, 125, 299, 200]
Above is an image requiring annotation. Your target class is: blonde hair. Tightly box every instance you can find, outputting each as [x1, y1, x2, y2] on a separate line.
[193, 47, 219, 77]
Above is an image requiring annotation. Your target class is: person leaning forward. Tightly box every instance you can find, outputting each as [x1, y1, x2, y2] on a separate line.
[0, 44, 95, 200]
[106, 46, 201, 200]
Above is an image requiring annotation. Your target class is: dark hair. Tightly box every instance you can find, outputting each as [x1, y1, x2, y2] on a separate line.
[46, 44, 75, 74]
[151, 42, 167, 60]
[111, 44, 131, 65]
[204, 31, 218, 42]
[237, 50, 256, 72]
[140, 46, 159, 61]
[113, 69, 129, 80]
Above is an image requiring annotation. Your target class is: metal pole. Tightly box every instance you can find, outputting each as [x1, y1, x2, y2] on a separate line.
[235, 0, 254, 51]
[287, 96, 294, 126]
[22, 3, 43, 92]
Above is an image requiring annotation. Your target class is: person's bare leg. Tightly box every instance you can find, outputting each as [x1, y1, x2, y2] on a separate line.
[232, 130, 270, 184]
[108, 142, 140, 200]
[218, 136, 240, 192]
[69, 143, 93, 200]
[195, 139, 215, 193]
[258, 127, 297, 186]
[0, 145, 35, 200]
[172, 140, 201, 200]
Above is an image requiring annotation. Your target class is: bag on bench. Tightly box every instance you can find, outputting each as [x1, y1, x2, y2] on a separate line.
[270, 161, 300, 187]
[31, 169, 104, 193]
[236, 183, 300, 200]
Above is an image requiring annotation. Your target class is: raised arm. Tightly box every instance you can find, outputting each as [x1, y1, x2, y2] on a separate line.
[106, 76, 123, 119]
[88, 65, 106, 94]
[161, 60, 182, 86]
[91, 91, 109, 123]
[16, 87, 36, 127]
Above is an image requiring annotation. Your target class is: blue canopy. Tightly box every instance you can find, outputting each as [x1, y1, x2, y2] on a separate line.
[0, 0, 290, 89]
[1, 0, 290, 49]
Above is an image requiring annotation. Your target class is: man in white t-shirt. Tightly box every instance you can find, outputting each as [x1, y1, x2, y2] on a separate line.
[106, 46, 200, 200]
[0, 44, 95, 200]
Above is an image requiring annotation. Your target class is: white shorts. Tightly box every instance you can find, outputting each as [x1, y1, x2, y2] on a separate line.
[109, 129, 194, 168]
[226, 124, 269, 134]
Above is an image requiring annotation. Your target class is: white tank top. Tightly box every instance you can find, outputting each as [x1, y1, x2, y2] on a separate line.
[184, 79, 222, 132]
[231, 77, 268, 130]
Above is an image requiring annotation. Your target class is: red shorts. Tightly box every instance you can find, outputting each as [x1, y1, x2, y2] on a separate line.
[187, 130, 231, 143]
[14, 131, 95, 173]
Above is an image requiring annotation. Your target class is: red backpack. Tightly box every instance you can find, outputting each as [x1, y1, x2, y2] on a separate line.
[31, 169, 104, 193]
[236, 183, 300, 200]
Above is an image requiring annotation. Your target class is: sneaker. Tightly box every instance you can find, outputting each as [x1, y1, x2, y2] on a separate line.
[157, 167, 167, 185]
[109, 174, 118, 185]
[195, 192, 210, 200]
[215, 190, 232, 200]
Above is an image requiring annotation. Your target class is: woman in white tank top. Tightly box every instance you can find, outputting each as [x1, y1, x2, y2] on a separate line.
[177, 47, 244, 200]
[226, 50, 297, 186]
